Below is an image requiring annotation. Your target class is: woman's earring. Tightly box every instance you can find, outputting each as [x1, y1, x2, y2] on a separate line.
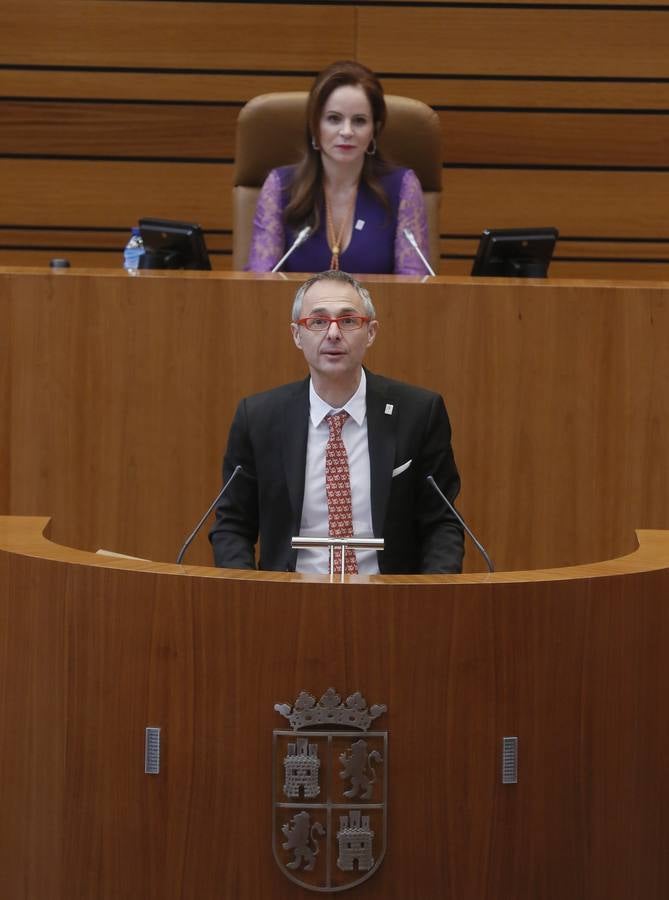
[365, 138, 377, 156]
[311, 136, 319, 150]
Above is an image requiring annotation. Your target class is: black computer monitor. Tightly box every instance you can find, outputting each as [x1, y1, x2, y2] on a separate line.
[471, 227, 558, 278]
[138, 217, 212, 270]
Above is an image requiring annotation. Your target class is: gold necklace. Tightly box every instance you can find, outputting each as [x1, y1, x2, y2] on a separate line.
[325, 188, 356, 270]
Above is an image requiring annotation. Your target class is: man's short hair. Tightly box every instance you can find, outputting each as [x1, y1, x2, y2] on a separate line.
[291, 270, 377, 322]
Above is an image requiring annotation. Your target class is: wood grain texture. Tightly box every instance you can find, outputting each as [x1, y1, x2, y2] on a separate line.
[1, 269, 668, 577]
[440, 110, 669, 167]
[0, 228, 230, 252]
[1, 519, 668, 898]
[546, 260, 669, 279]
[358, 7, 669, 78]
[0, 100, 238, 159]
[6, 101, 669, 170]
[5, 1, 355, 68]
[1, 69, 317, 102]
[442, 169, 669, 239]
[3, 160, 669, 272]
[343, 0, 665, 4]
[0, 286, 8, 511]
[6, 69, 669, 111]
[388, 77, 669, 110]
[0, 159, 232, 229]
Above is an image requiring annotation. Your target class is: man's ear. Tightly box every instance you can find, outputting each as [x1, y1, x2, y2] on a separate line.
[366, 319, 379, 348]
[291, 322, 302, 349]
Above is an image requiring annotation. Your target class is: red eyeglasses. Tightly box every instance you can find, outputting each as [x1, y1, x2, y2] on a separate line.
[296, 314, 371, 332]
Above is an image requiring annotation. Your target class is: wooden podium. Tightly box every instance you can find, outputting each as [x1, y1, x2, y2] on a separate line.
[1, 516, 668, 899]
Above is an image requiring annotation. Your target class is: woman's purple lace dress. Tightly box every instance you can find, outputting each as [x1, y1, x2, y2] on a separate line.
[246, 166, 431, 275]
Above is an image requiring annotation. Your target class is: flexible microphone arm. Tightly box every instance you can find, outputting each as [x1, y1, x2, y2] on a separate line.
[403, 228, 436, 277]
[176, 465, 243, 564]
[426, 475, 495, 573]
[271, 226, 312, 273]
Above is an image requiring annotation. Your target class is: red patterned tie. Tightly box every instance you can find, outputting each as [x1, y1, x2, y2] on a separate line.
[325, 411, 358, 574]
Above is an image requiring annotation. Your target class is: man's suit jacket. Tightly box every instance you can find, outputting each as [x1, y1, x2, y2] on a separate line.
[209, 370, 464, 574]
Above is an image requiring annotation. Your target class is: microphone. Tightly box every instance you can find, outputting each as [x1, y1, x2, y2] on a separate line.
[176, 465, 243, 564]
[403, 228, 436, 277]
[426, 475, 494, 573]
[271, 226, 312, 273]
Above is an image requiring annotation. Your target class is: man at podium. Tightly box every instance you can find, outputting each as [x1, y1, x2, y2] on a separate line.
[209, 270, 463, 574]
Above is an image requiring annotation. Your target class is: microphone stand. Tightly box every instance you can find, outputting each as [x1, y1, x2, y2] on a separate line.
[427, 475, 494, 573]
[403, 228, 436, 277]
[176, 465, 243, 564]
[271, 226, 312, 273]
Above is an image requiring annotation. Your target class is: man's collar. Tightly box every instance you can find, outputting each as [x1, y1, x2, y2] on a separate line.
[309, 369, 367, 427]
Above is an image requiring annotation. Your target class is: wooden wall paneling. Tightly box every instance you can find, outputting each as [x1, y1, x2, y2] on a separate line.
[0, 229, 232, 269]
[0, 159, 233, 231]
[0, 251, 119, 269]
[382, 77, 669, 111]
[358, 7, 669, 78]
[0, 228, 231, 254]
[2, 70, 317, 103]
[5, 1, 356, 69]
[0, 236, 232, 269]
[6, 69, 669, 112]
[440, 110, 669, 167]
[0, 100, 238, 160]
[4, 270, 669, 573]
[441, 169, 669, 239]
[355, 0, 663, 5]
[5, 103, 668, 196]
[0, 291, 8, 511]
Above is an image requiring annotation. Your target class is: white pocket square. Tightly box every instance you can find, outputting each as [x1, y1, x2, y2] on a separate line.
[392, 459, 412, 477]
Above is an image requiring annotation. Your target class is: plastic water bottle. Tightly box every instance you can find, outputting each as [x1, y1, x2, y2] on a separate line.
[123, 227, 145, 272]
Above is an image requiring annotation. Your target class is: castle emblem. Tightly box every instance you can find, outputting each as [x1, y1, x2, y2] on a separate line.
[273, 688, 387, 892]
[336, 810, 375, 872]
[283, 737, 320, 798]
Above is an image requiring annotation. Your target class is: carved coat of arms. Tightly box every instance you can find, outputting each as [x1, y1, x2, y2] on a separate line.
[273, 688, 387, 892]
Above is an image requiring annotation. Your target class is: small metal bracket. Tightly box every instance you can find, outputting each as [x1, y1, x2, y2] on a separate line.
[502, 736, 518, 784]
[144, 726, 161, 775]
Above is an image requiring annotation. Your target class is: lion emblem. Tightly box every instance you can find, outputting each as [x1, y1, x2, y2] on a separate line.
[339, 738, 383, 800]
[282, 810, 326, 871]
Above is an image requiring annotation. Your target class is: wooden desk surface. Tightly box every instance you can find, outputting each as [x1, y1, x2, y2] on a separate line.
[1, 513, 669, 899]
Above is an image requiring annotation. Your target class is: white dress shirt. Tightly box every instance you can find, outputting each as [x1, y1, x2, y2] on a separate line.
[296, 370, 379, 574]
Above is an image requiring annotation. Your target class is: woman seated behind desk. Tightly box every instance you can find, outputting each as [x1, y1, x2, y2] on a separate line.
[246, 60, 430, 275]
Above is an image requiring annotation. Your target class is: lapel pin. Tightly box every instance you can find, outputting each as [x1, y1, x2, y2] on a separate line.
[385, 404, 394, 416]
